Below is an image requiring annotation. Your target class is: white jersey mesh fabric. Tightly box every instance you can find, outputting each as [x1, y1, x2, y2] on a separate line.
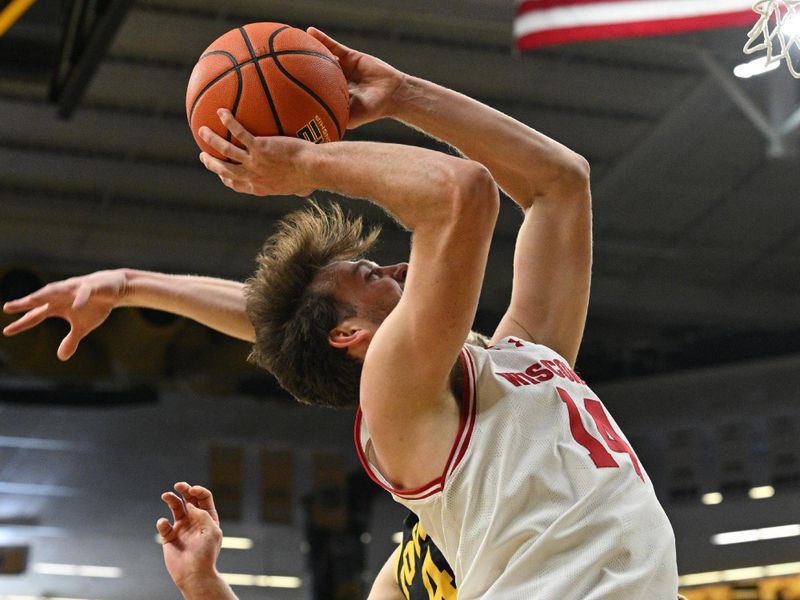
[356, 337, 678, 599]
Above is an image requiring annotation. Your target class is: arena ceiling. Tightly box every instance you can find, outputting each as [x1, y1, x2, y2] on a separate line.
[0, 0, 799, 386]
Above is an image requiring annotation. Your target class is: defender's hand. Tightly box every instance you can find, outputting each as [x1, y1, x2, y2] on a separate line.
[307, 27, 404, 129]
[2, 269, 128, 360]
[199, 109, 315, 197]
[158, 482, 222, 591]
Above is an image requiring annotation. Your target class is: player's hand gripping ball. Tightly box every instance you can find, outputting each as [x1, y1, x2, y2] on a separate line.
[186, 22, 349, 158]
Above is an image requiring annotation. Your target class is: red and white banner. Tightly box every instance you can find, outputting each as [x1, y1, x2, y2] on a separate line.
[515, 0, 757, 50]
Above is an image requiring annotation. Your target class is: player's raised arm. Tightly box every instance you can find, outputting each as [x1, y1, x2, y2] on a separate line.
[384, 71, 592, 367]
[2, 269, 253, 360]
[308, 28, 592, 366]
[201, 113, 499, 488]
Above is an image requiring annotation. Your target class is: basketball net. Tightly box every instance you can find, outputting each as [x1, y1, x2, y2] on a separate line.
[743, 0, 800, 78]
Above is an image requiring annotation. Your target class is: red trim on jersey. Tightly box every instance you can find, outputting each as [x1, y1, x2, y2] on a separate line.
[446, 349, 477, 481]
[353, 347, 478, 501]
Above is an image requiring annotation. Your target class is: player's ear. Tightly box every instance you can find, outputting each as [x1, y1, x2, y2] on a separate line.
[328, 322, 372, 350]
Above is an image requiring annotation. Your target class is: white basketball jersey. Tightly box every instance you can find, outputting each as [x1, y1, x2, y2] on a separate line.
[356, 337, 678, 599]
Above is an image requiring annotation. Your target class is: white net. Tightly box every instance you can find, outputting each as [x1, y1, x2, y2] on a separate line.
[743, 0, 800, 77]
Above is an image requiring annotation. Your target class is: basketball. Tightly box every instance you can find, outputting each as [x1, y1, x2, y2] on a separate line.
[186, 22, 350, 158]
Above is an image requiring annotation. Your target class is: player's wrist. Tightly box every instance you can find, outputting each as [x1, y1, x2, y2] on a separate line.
[292, 140, 327, 194]
[114, 268, 144, 308]
[383, 72, 414, 120]
[175, 568, 226, 598]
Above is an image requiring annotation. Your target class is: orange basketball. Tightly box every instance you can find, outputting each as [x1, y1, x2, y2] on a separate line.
[186, 23, 349, 158]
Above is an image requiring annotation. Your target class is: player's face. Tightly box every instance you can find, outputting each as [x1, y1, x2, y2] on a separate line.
[322, 259, 408, 323]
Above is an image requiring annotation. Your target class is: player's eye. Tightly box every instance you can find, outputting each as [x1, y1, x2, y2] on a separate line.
[368, 270, 379, 280]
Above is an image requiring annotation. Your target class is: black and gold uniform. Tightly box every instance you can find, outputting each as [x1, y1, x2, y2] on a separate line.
[395, 511, 457, 600]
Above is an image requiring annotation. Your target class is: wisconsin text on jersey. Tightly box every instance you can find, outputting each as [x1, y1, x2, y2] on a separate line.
[494, 338, 586, 387]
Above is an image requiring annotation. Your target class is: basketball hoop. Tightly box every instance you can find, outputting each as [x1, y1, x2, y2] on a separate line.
[743, 0, 800, 78]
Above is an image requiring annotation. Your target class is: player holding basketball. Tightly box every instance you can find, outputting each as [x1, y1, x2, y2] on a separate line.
[3, 27, 679, 599]
[187, 25, 679, 598]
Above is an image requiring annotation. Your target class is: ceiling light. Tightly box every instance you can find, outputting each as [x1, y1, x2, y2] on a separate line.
[392, 531, 403, 544]
[679, 561, 800, 587]
[0, 596, 98, 600]
[0, 525, 65, 538]
[748, 485, 775, 499]
[0, 436, 79, 451]
[32, 563, 122, 578]
[0, 482, 78, 497]
[219, 572, 302, 588]
[733, 57, 781, 78]
[711, 524, 800, 545]
[701, 492, 723, 505]
[221, 536, 253, 550]
[153, 534, 253, 549]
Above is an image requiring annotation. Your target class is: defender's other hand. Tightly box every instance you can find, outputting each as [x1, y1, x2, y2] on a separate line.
[199, 109, 315, 197]
[2, 269, 128, 361]
[157, 482, 223, 591]
[306, 27, 404, 129]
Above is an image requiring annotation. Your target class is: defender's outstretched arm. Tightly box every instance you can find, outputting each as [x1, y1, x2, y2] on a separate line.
[3, 269, 253, 360]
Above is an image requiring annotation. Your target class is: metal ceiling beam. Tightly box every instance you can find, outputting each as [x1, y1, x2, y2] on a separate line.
[49, 0, 134, 119]
[592, 76, 721, 211]
[699, 51, 799, 158]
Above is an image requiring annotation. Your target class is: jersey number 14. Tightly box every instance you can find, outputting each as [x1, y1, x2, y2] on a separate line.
[557, 387, 644, 481]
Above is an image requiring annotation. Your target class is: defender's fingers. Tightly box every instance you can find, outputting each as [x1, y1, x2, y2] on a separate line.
[306, 27, 351, 58]
[162, 491, 187, 521]
[3, 299, 32, 314]
[174, 486, 197, 509]
[156, 517, 175, 542]
[217, 110, 256, 148]
[198, 126, 249, 163]
[173, 481, 191, 494]
[56, 328, 84, 361]
[187, 485, 213, 504]
[187, 485, 218, 520]
[2, 304, 51, 336]
[2, 285, 53, 314]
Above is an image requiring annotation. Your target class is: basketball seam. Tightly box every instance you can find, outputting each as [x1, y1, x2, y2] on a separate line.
[188, 50, 243, 145]
[267, 26, 343, 140]
[200, 48, 339, 70]
[239, 25, 284, 136]
[188, 50, 336, 126]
